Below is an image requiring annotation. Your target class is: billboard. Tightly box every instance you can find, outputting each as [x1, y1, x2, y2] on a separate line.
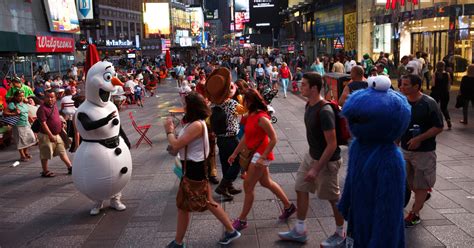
[249, 0, 278, 27]
[235, 0, 249, 12]
[43, 0, 80, 34]
[77, 0, 94, 20]
[188, 7, 204, 36]
[144, 3, 170, 35]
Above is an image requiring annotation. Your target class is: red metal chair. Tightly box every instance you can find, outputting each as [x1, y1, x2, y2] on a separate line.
[128, 112, 152, 148]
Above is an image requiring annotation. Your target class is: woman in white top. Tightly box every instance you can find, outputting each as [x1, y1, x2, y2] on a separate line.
[164, 92, 241, 247]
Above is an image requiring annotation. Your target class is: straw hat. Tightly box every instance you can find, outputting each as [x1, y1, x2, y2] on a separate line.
[205, 67, 231, 104]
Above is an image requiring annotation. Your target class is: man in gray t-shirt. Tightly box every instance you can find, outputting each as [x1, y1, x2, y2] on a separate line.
[304, 102, 341, 161]
[279, 72, 345, 246]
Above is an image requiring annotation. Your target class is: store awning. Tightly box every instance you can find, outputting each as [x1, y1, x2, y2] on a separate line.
[0, 31, 36, 54]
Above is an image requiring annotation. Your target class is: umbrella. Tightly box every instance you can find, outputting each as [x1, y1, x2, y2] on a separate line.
[85, 44, 100, 77]
[165, 50, 172, 69]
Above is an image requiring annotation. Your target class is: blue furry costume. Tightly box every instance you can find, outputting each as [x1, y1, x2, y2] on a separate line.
[338, 76, 411, 247]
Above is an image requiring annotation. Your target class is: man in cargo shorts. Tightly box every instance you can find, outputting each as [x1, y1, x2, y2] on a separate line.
[400, 74, 443, 227]
[278, 72, 345, 247]
[37, 91, 73, 177]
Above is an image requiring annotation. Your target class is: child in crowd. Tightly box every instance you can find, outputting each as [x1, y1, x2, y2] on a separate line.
[134, 83, 144, 108]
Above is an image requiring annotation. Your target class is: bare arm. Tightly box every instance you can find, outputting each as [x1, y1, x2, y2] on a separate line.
[338, 86, 350, 106]
[167, 121, 203, 151]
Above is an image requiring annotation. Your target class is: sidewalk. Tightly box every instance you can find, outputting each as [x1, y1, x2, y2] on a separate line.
[0, 79, 473, 247]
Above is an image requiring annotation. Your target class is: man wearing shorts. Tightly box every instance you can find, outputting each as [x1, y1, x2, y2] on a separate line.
[37, 91, 72, 177]
[400, 74, 443, 227]
[279, 72, 345, 246]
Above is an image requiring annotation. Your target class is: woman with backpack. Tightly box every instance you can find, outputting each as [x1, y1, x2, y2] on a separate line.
[164, 92, 241, 247]
[228, 89, 296, 232]
[431, 61, 452, 129]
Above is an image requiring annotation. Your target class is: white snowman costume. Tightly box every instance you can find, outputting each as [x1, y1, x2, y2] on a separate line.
[72, 61, 132, 215]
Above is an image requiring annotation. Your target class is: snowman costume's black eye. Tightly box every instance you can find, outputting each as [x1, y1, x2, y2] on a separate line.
[103, 72, 112, 82]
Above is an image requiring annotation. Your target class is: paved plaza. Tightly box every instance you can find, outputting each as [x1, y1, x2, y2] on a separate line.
[0, 79, 473, 248]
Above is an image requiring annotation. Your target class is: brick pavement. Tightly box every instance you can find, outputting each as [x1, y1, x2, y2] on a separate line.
[0, 79, 473, 247]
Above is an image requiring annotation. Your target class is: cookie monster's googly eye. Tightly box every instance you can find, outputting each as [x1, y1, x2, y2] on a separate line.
[369, 75, 391, 92]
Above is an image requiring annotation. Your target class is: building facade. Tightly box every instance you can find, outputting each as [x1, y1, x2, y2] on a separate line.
[358, 0, 474, 73]
[80, 0, 142, 59]
[0, 0, 77, 81]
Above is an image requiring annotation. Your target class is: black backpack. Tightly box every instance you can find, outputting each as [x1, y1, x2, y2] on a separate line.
[210, 105, 228, 135]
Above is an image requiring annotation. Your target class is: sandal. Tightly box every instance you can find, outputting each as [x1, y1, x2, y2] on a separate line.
[20, 157, 29, 162]
[25, 154, 32, 159]
[40, 171, 56, 178]
[67, 167, 72, 175]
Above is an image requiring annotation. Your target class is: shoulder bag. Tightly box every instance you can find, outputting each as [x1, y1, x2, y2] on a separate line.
[176, 121, 217, 212]
[31, 105, 55, 133]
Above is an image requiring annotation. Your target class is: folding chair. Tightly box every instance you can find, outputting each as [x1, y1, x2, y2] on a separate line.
[128, 112, 152, 148]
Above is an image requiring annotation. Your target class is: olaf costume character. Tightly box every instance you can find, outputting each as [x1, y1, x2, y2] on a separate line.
[338, 76, 411, 247]
[73, 61, 132, 216]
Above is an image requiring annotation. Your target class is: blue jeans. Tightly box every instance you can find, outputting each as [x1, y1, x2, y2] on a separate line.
[281, 78, 289, 95]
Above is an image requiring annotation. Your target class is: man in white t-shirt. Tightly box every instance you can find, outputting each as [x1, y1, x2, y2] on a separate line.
[344, 56, 357, 74]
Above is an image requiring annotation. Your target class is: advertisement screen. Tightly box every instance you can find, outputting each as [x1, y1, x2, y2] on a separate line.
[43, 0, 80, 34]
[250, 0, 278, 27]
[235, 12, 247, 31]
[144, 3, 170, 35]
[188, 7, 204, 35]
[235, 0, 249, 12]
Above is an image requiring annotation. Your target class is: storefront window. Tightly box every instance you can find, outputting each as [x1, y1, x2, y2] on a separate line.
[373, 23, 392, 54]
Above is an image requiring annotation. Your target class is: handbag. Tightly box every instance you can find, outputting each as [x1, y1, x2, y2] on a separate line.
[31, 105, 55, 133]
[455, 95, 465, 109]
[176, 121, 217, 212]
[239, 138, 264, 171]
[239, 143, 255, 171]
[0, 115, 20, 126]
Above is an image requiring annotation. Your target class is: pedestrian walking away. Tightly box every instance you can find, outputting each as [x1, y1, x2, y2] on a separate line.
[459, 64, 474, 124]
[430, 61, 452, 129]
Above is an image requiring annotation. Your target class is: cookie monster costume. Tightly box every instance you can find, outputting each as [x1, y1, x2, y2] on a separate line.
[338, 76, 411, 247]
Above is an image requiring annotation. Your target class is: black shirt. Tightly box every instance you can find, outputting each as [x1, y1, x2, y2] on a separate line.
[401, 94, 443, 152]
[304, 101, 341, 161]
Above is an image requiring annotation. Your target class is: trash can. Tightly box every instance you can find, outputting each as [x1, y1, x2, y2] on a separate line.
[322, 73, 351, 102]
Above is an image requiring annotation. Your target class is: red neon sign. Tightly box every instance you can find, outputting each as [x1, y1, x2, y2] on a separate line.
[386, 0, 418, 10]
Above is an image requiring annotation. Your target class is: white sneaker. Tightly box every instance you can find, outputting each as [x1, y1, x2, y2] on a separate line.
[321, 232, 345, 247]
[90, 201, 103, 216]
[110, 198, 126, 211]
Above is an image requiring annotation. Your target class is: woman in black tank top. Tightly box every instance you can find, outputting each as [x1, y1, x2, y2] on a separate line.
[431, 61, 452, 129]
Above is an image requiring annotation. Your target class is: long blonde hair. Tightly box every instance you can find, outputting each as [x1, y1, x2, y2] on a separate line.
[467, 64, 474, 77]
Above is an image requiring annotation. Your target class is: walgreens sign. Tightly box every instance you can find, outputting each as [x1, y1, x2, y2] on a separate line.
[36, 36, 75, 53]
